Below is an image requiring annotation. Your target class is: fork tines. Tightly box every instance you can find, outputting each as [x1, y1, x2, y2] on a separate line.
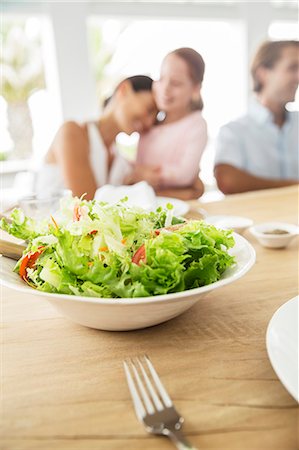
[123, 355, 173, 420]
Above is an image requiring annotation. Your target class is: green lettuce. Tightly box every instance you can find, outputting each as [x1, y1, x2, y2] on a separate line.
[1, 197, 236, 298]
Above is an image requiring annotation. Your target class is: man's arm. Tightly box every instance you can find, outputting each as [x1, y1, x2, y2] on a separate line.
[215, 164, 298, 195]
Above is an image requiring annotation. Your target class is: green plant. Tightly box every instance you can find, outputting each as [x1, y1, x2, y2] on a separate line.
[88, 24, 115, 103]
[0, 151, 9, 161]
[87, 21, 127, 104]
[0, 18, 45, 103]
[88, 26, 113, 83]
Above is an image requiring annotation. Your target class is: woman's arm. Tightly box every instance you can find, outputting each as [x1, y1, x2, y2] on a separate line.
[53, 122, 97, 199]
[125, 165, 204, 199]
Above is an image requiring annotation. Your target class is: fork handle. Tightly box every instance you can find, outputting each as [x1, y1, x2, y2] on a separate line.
[165, 427, 198, 450]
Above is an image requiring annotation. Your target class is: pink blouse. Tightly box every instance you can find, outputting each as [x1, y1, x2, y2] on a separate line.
[137, 111, 207, 188]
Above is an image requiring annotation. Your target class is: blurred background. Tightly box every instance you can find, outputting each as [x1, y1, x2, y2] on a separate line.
[1, 0, 298, 205]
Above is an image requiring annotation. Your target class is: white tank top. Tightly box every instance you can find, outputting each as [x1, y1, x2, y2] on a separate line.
[35, 122, 132, 195]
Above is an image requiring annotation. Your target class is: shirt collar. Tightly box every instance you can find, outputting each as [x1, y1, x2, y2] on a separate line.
[248, 97, 291, 126]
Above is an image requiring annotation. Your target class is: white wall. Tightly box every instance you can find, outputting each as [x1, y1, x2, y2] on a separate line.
[4, 1, 297, 122]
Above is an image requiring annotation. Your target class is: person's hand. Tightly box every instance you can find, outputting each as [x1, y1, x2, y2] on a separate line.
[191, 177, 204, 196]
[124, 164, 162, 188]
[138, 165, 162, 188]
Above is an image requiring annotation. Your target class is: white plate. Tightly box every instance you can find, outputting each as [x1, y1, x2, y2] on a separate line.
[0, 233, 255, 331]
[156, 196, 190, 217]
[266, 296, 298, 402]
[204, 215, 253, 234]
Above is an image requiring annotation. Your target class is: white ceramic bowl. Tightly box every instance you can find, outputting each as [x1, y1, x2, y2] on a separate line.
[204, 215, 253, 234]
[249, 222, 299, 249]
[0, 233, 255, 331]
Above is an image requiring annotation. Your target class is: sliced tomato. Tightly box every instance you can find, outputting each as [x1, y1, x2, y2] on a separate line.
[132, 244, 146, 265]
[19, 246, 45, 280]
[89, 229, 98, 235]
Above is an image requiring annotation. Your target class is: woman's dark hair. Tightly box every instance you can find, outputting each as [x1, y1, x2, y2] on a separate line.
[251, 40, 299, 92]
[126, 75, 153, 92]
[170, 47, 205, 110]
[103, 75, 153, 108]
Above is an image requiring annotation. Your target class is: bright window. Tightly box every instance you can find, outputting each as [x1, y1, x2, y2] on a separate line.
[0, 15, 60, 163]
[268, 21, 299, 40]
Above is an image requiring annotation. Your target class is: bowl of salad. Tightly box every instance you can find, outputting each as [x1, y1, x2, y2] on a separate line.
[0, 196, 255, 330]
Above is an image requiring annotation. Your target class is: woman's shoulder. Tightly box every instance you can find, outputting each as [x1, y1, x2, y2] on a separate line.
[51, 121, 89, 160]
[58, 121, 88, 138]
[185, 110, 206, 125]
[185, 111, 207, 137]
[169, 111, 207, 135]
[140, 111, 206, 141]
[163, 110, 206, 128]
[56, 121, 89, 146]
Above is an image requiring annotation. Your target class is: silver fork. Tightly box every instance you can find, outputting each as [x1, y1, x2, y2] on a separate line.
[123, 355, 197, 450]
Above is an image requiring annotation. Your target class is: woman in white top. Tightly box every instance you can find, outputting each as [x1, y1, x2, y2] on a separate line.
[37, 76, 157, 199]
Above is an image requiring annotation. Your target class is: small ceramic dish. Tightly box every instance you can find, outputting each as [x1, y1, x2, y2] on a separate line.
[204, 215, 253, 234]
[249, 222, 299, 249]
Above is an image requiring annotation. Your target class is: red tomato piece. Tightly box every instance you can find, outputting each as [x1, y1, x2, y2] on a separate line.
[19, 246, 45, 280]
[132, 244, 146, 265]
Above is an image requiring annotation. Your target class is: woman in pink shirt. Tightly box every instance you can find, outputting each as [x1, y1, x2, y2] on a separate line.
[126, 48, 208, 200]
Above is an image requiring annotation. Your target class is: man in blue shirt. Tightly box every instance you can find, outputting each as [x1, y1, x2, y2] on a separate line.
[214, 40, 299, 194]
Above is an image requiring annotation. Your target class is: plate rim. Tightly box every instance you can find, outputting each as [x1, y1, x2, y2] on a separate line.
[155, 196, 190, 216]
[266, 295, 299, 402]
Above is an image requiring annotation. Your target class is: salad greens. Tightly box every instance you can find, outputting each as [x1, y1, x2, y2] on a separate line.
[0, 196, 236, 298]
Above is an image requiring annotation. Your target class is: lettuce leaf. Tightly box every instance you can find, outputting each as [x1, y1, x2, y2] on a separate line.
[1, 198, 236, 298]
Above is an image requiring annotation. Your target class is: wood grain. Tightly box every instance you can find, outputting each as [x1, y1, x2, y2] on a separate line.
[1, 186, 298, 450]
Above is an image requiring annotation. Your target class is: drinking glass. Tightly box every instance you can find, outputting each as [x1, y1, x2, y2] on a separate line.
[18, 189, 72, 219]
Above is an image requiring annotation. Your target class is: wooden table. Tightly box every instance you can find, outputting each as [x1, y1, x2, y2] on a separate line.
[1, 186, 298, 450]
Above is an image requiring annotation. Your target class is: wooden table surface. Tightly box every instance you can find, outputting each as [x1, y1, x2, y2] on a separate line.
[1, 186, 298, 450]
